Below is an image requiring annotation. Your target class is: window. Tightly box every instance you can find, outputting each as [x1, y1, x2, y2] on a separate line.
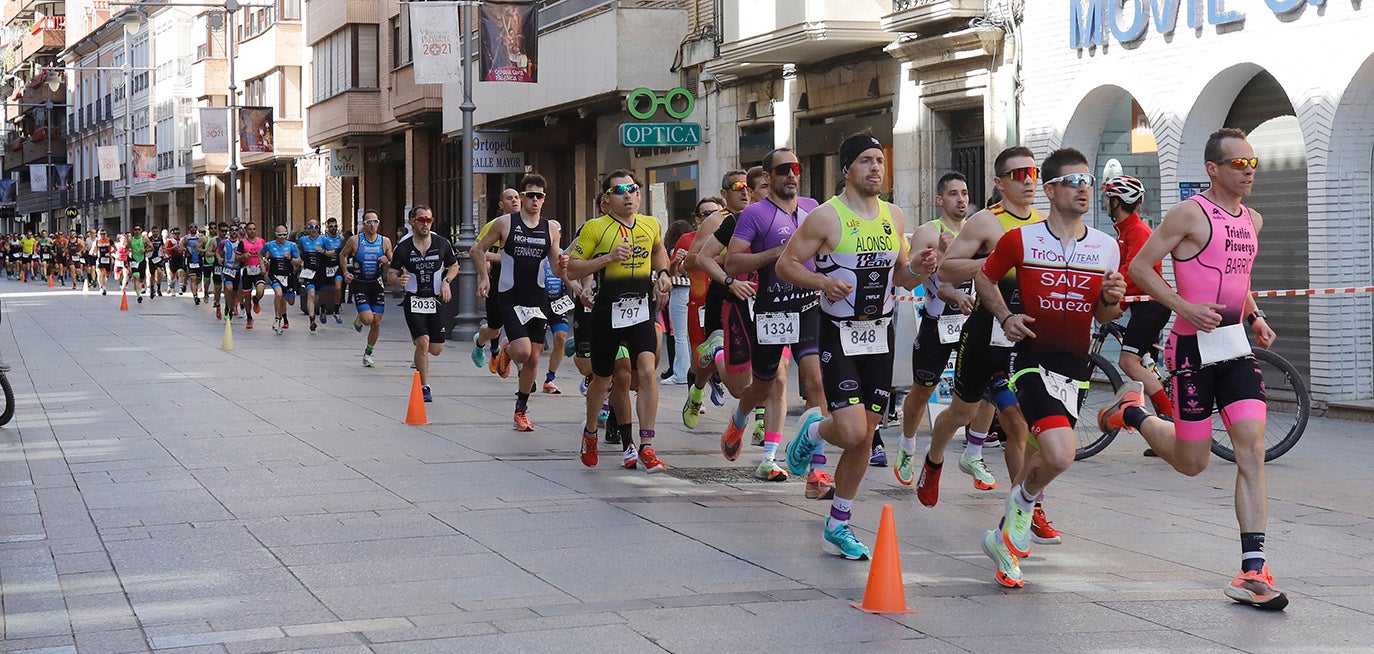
[390, 14, 411, 69]
[279, 0, 301, 22]
[311, 26, 379, 102]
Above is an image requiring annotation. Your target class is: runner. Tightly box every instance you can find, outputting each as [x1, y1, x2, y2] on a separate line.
[238, 223, 268, 327]
[82, 230, 98, 290]
[263, 225, 302, 335]
[540, 254, 573, 394]
[114, 232, 130, 292]
[148, 228, 167, 297]
[389, 205, 459, 402]
[219, 225, 243, 320]
[340, 210, 394, 367]
[202, 223, 228, 318]
[297, 220, 328, 331]
[970, 148, 1125, 587]
[128, 225, 151, 302]
[673, 195, 724, 429]
[38, 231, 54, 282]
[776, 133, 937, 559]
[94, 230, 113, 294]
[320, 218, 345, 324]
[1102, 127, 1287, 610]
[53, 231, 69, 285]
[165, 227, 187, 295]
[472, 188, 521, 374]
[566, 170, 673, 472]
[184, 225, 203, 303]
[475, 174, 563, 432]
[893, 172, 998, 490]
[20, 231, 36, 281]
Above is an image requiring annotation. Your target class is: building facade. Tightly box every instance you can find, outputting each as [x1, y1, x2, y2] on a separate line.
[1, 0, 70, 234]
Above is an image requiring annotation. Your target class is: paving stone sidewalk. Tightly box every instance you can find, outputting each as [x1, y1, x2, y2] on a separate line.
[0, 287, 1369, 653]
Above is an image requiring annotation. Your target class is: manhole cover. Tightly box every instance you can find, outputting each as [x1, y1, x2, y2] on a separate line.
[668, 466, 772, 484]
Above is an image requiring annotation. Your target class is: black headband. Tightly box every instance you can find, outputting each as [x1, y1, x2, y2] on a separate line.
[839, 134, 883, 173]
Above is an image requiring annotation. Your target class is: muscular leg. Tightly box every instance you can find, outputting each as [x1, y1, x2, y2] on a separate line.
[414, 335, 432, 386]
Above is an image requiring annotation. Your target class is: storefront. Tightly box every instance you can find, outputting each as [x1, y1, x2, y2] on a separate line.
[1018, 2, 1374, 402]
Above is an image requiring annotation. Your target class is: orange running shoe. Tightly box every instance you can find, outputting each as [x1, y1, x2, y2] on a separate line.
[1031, 505, 1062, 544]
[488, 347, 501, 375]
[638, 445, 666, 473]
[579, 422, 598, 467]
[514, 412, 534, 432]
[1098, 381, 1145, 432]
[916, 457, 942, 507]
[805, 469, 835, 500]
[1225, 565, 1289, 610]
[720, 417, 744, 461]
[496, 347, 512, 379]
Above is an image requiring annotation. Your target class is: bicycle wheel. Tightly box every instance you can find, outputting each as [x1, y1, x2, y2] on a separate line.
[1209, 349, 1310, 462]
[0, 373, 12, 426]
[1074, 353, 1124, 460]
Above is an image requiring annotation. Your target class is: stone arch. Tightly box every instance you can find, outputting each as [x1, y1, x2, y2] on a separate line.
[1059, 84, 1163, 229]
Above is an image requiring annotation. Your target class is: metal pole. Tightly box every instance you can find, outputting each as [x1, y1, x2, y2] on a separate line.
[45, 100, 52, 233]
[123, 28, 133, 233]
[226, 0, 239, 226]
[452, 0, 478, 341]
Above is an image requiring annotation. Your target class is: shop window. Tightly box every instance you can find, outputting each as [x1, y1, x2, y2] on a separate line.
[646, 164, 699, 225]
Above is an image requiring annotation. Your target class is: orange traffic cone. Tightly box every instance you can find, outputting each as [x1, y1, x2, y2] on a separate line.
[851, 504, 914, 614]
[119, 289, 129, 311]
[405, 371, 428, 425]
[48, 274, 54, 287]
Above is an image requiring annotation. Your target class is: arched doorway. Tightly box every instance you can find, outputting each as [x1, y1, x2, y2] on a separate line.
[1059, 85, 1162, 231]
[1327, 52, 1374, 400]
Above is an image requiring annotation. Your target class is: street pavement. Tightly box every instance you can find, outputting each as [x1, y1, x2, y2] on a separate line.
[0, 285, 1369, 653]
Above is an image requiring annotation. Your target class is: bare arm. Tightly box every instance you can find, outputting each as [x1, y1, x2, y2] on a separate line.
[723, 241, 783, 277]
[889, 206, 936, 290]
[975, 270, 1034, 341]
[684, 211, 726, 273]
[472, 217, 507, 288]
[939, 212, 1000, 284]
[777, 206, 850, 302]
[1128, 202, 1225, 332]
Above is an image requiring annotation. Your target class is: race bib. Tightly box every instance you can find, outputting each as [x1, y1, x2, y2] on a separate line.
[274, 275, 290, 288]
[409, 296, 437, 314]
[189, 263, 201, 271]
[612, 296, 649, 328]
[1039, 367, 1086, 419]
[990, 317, 1015, 348]
[549, 296, 574, 316]
[151, 256, 163, 265]
[840, 318, 890, 356]
[42, 254, 51, 260]
[757, 311, 800, 345]
[747, 296, 756, 320]
[937, 314, 967, 344]
[99, 257, 110, 264]
[326, 266, 339, 277]
[515, 305, 546, 325]
[697, 305, 706, 329]
[1198, 323, 1251, 366]
[246, 265, 261, 275]
[299, 268, 316, 280]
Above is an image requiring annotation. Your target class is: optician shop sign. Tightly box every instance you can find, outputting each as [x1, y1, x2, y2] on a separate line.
[619, 88, 701, 148]
[1071, 0, 1330, 50]
[472, 132, 525, 174]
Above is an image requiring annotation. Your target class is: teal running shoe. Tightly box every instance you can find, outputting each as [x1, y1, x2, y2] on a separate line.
[823, 522, 871, 560]
[784, 407, 824, 476]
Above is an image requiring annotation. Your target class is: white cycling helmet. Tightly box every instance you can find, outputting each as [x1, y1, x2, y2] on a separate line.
[1102, 175, 1146, 204]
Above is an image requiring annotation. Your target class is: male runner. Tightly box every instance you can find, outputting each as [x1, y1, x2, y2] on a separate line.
[389, 206, 459, 402]
[691, 168, 763, 403]
[341, 210, 394, 366]
[263, 225, 302, 334]
[219, 225, 243, 319]
[674, 195, 724, 427]
[683, 171, 753, 411]
[320, 218, 345, 324]
[52, 231, 68, 284]
[148, 228, 167, 297]
[128, 225, 152, 302]
[184, 225, 203, 303]
[297, 221, 328, 331]
[893, 172, 999, 489]
[720, 148, 827, 485]
[566, 170, 673, 472]
[475, 175, 563, 431]
[202, 223, 227, 317]
[94, 230, 114, 294]
[38, 231, 54, 281]
[238, 223, 268, 326]
[777, 133, 937, 559]
[163, 227, 186, 294]
[1102, 127, 1287, 610]
[20, 231, 36, 280]
[472, 188, 522, 371]
[540, 254, 573, 394]
[972, 147, 1125, 588]
[919, 147, 1063, 546]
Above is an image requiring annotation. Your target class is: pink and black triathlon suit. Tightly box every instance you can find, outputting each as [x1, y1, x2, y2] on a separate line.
[1164, 194, 1265, 441]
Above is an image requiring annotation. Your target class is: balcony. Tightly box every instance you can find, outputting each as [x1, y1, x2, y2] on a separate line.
[388, 64, 442, 124]
[17, 25, 64, 63]
[882, 0, 985, 34]
[3, 130, 66, 171]
[192, 56, 228, 102]
[11, 82, 63, 110]
[709, 0, 891, 77]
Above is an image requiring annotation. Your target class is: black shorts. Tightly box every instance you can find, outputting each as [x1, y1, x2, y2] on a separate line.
[1008, 351, 1092, 437]
[484, 291, 502, 331]
[574, 307, 594, 358]
[912, 314, 960, 387]
[83, 254, 97, 267]
[130, 258, 148, 276]
[187, 262, 204, 278]
[170, 257, 187, 273]
[239, 270, 265, 288]
[148, 257, 165, 273]
[722, 297, 752, 375]
[818, 316, 894, 415]
[704, 283, 727, 336]
[752, 304, 820, 381]
[1165, 332, 1266, 440]
[1121, 300, 1171, 357]
[953, 311, 1015, 406]
[589, 299, 658, 378]
[500, 298, 550, 344]
[215, 266, 232, 286]
[351, 279, 386, 314]
[403, 296, 447, 342]
[269, 271, 297, 298]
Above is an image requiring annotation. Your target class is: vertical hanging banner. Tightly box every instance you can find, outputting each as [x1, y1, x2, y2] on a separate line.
[54, 164, 72, 190]
[0, 179, 14, 203]
[295, 155, 325, 187]
[480, 1, 538, 83]
[132, 145, 156, 179]
[97, 146, 121, 181]
[238, 106, 275, 153]
[29, 164, 48, 192]
[200, 107, 229, 153]
[409, 2, 463, 84]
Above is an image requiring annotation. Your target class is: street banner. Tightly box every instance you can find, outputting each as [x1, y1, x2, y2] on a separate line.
[480, 1, 538, 83]
[29, 164, 48, 192]
[409, 2, 463, 84]
[132, 144, 156, 179]
[238, 106, 274, 153]
[0, 179, 14, 203]
[295, 155, 325, 187]
[200, 107, 229, 153]
[329, 148, 361, 178]
[97, 146, 121, 182]
[54, 163, 72, 190]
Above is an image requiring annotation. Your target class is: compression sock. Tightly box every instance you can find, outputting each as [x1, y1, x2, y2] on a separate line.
[515, 392, 529, 414]
[546, 371, 556, 384]
[364, 344, 374, 356]
[965, 429, 988, 459]
[1150, 389, 1174, 415]
[826, 496, 854, 531]
[763, 432, 782, 461]
[1124, 406, 1149, 430]
[1241, 533, 1266, 573]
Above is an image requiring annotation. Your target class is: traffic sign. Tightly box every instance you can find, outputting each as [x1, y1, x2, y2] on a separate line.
[619, 122, 702, 148]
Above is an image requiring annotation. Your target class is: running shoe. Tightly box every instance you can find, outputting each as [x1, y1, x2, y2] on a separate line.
[281, 316, 289, 329]
[513, 412, 534, 432]
[754, 459, 788, 482]
[682, 392, 703, 430]
[720, 415, 745, 461]
[495, 347, 512, 379]
[622, 443, 639, 469]
[597, 404, 609, 429]
[489, 347, 501, 375]
[822, 522, 871, 560]
[245, 316, 253, 329]
[709, 374, 725, 407]
[194, 296, 200, 306]
[870, 444, 888, 467]
[751, 410, 765, 446]
[471, 333, 488, 368]
[785, 407, 825, 476]
[805, 469, 836, 500]
[253, 297, 261, 314]
[353, 316, 364, 332]
[982, 528, 1024, 588]
[102, 288, 107, 296]
[422, 385, 433, 403]
[1001, 490, 1034, 557]
[272, 317, 283, 335]
[542, 381, 561, 394]
[579, 421, 598, 467]
[894, 448, 917, 486]
[1224, 565, 1289, 610]
[697, 332, 723, 368]
[638, 445, 666, 473]
[309, 317, 317, 332]
[1098, 380, 1146, 433]
[1031, 506, 1062, 545]
[362, 353, 374, 368]
[216, 305, 222, 320]
[958, 453, 998, 490]
[916, 457, 942, 507]
[335, 314, 342, 324]
[579, 375, 590, 396]
[137, 294, 143, 304]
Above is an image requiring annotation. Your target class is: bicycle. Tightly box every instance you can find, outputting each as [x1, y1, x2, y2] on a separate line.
[1075, 321, 1309, 462]
[0, 299, 13, 426]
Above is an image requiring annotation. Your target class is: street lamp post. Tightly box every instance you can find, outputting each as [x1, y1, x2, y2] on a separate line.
[452, 0, 479, 342]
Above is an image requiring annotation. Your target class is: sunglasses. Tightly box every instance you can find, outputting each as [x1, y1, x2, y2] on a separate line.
[609, 183, 639, 195]
[696, 209, 718, 218]
[1045, 172, 1096, 188]
[1214, 157, 1259, 170]
[771, 162, 802, 177]
[275, 233, 289, 237]
[307, 224, 319, 229]
[522, 191, 546, 200]
[725, 180, 748, 192]
[364, 219, 380, 225]
[413, 217, 433, 223]
[999, 166, 1039, 182]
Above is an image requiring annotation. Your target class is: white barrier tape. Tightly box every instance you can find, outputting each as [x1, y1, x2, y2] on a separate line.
[1123, 285, 1374, 304]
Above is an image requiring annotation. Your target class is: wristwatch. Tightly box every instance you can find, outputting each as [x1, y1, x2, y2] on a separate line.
[723, 277, 735, 287]
[1245, 309, 1267, 327]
